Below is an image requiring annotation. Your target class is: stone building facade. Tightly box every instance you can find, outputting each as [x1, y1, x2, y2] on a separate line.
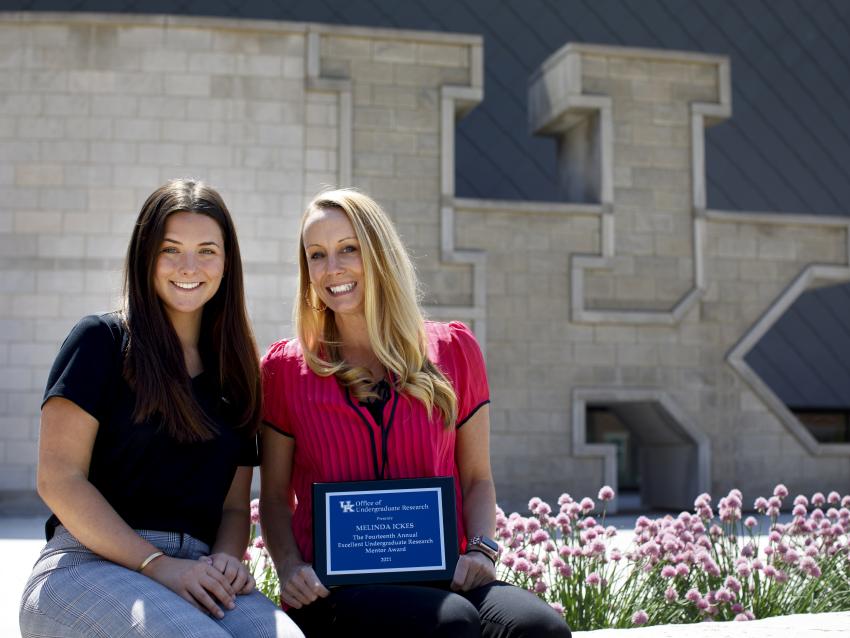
[1, 12, 848, 512]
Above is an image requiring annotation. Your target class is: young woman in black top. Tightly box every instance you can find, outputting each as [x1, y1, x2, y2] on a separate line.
[19, 180, 302, 638]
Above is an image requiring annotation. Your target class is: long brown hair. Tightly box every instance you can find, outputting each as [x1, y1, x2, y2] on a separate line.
[296, 188, 458, 428]
[122, 179, 261, 442]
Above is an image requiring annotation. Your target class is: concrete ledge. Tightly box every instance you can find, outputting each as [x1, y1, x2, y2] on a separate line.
[574, 612, 850, 637]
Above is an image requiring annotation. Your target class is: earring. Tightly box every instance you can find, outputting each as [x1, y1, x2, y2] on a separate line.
[305, 286, 327, 312]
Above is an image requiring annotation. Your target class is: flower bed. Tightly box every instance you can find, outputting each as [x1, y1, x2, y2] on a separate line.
[245, 485, 850, 630]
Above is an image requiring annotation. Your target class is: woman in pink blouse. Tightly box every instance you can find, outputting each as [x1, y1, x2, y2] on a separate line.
[260, 188, 570, 637]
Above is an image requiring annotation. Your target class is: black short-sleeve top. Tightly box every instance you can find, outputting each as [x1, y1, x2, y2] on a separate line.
[42, 313, 258, 546]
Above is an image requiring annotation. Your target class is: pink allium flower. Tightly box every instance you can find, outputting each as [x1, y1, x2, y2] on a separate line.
[675, 563, 690, 577]
[828, 491, 840, 504]
[590, 539, 606, 555]
[842, 495, 850, 508]
[514, 558, 531, 573]
[530, 529, 549, 545]
[744, 516, 758, 529]
[752, 558, 764, 570]
[555, 513, 570, 527]
[731, 603, 744, 614]
[734, 613, 750, 621]
[792, 504, 807, 517]
[558, 564, 573, 578]
[631, 610, 648, 626]
[812, 508, 825, 522]
[557, 493, 573, 506]
[526, 517, 541, 533]
[253, 536, 265, 549]
[725, 576, 741, 593]
[242, 549, 252, 561]
[764, 565, 777, 578]
[528, 497, 541, 511]
[754, 497, 768, 512]
[501, 553, 516, 568]
[585, 572, 601, 586]
[764, 546, 774, 556]
[703, 558, 721, 577]
[610, 549, 622, 562]
[768, 496, 782, 508]
[715, 588, 733, 603]
[605, 525, 617, 537]
[536, 502, 552, 516]
[580, 497, 595, 512]
[661, 565, 676, 578]
[766, 506, 780, 518]
[736, 562, 751, 578]
[768, 530, 781, 543]
[709, 524, 722, 537]
[533, 579, 548, 593]
[812, 492, 826, 507]
[784, 549, 799, 565]
[696, 598, 709, 611]
[773, 484, 789, 498]
[598, 485, 615, 501]
[549, 602, 564, 616]
[642, 541, 660, 558]
[250, 498, 261, 524]
[685, 588, 701, 603]
[665, 587, 677, 602]
[776, 570, 788, 583]
[794, 495, 809, 507]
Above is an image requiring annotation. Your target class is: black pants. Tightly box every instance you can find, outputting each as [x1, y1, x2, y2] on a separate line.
[287, 581, 571, 638]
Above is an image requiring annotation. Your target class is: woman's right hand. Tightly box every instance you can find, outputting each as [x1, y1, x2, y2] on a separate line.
[144, 555, 237, 618]
[279, 561, 330, 609]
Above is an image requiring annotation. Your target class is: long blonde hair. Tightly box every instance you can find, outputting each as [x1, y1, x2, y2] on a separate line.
[295, 188, 457, 428]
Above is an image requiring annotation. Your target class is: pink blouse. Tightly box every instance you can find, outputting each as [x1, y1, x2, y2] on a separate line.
[261, 321, 490, 564]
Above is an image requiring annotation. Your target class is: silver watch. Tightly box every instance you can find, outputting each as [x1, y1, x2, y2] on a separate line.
[467, 535, 499, 560]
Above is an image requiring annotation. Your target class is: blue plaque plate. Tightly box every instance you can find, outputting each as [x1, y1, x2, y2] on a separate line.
[313, 477, 458, 586]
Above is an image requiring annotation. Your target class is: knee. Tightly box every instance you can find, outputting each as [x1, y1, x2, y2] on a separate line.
[514, 609, 571, 638]
[429, 594, 480, 638]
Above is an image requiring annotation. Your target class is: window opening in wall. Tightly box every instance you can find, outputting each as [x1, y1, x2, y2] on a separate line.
[790, 409, 850, 444]
[586, 406, 640, 510]
[585, 400, 705, 512]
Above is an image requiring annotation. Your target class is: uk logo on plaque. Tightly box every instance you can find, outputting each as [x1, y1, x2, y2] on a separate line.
[313, 477, 458, 586]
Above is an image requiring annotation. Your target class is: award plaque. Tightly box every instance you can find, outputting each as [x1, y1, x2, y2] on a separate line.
[312, 476, 458, 586]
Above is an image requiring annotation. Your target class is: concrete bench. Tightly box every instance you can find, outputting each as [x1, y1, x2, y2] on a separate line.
[574, 611, 850, 637]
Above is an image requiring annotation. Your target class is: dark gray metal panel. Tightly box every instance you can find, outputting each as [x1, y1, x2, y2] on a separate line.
[746, 284, 850, 409]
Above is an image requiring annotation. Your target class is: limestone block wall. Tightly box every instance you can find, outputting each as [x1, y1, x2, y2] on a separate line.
[0, 12, 481, 492]
[468, 43, 850, 510]
[3, 14, 848, 514]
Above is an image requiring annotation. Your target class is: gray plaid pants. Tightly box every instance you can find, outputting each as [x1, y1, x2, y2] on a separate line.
[19, 526, 303, 638]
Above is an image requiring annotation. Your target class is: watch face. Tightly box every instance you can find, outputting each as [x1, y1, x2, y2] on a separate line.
[479, 536, 499, 552]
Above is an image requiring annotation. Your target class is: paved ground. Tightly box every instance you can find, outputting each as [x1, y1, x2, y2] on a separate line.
[2, 516, 44, 637]
[4, 511, 848, 638]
